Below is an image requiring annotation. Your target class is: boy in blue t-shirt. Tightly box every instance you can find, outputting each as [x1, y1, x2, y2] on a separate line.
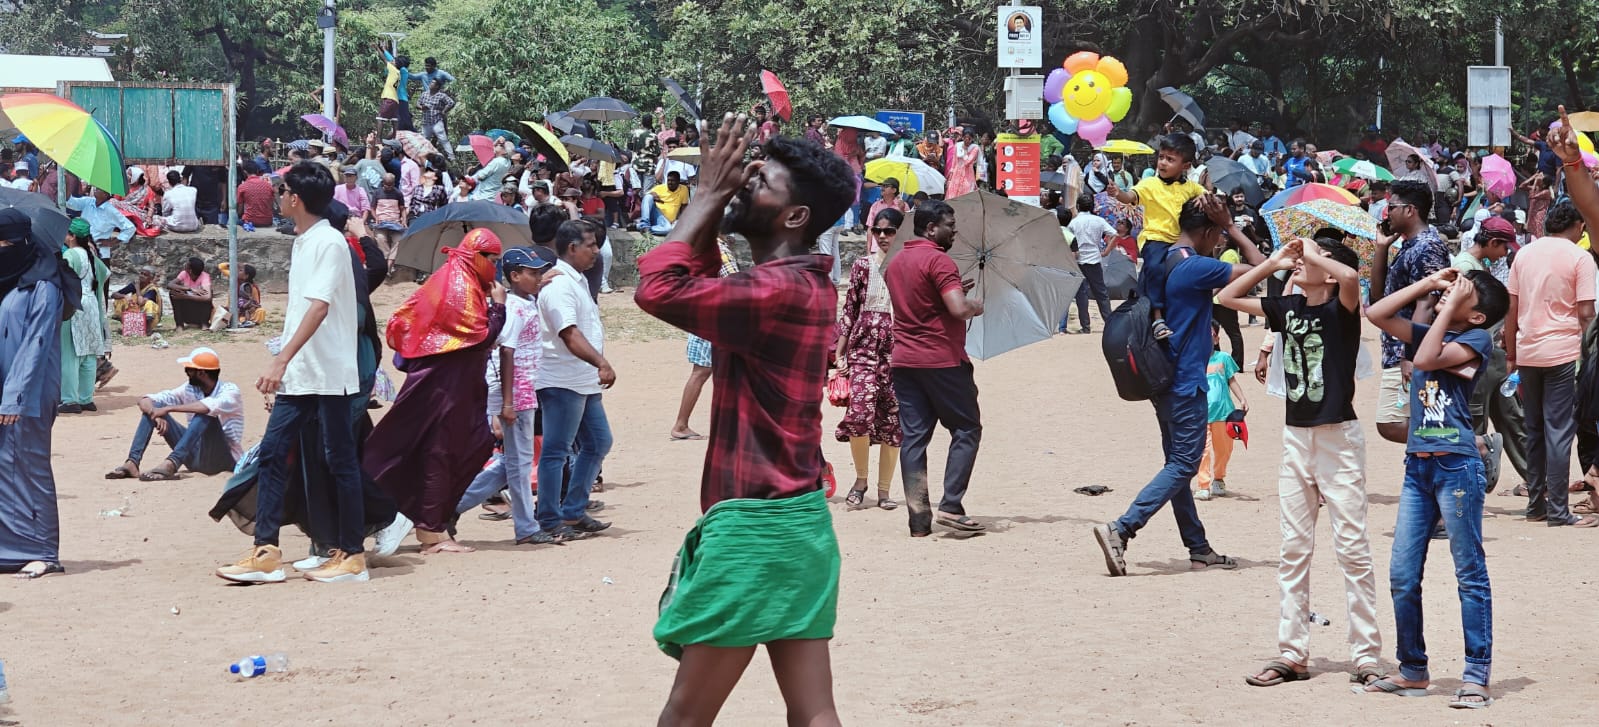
[1196, 321, 1245, 501]
[1365, 266, 1509, 709]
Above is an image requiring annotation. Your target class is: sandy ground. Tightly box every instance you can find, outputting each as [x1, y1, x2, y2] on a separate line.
[2, 284, 1596, 726]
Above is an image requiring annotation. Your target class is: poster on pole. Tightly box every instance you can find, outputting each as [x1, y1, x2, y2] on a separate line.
[997, 6, 1043, 68]
[995, 133, 1041, 206]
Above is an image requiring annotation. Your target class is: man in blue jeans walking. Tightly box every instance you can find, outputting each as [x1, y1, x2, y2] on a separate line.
[1094, 194, 1265, 576]
[105, 347, 244, 481]
[534, 221, 615, 539]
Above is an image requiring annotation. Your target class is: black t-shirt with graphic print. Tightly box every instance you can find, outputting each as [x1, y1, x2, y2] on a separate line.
[1262, 294, 1361, 428]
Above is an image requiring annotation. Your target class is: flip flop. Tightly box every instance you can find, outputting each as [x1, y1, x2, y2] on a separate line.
[935, 514, 985, 532]
[1573, 514, 1599, 528]
[1448, 684, 1494, 709]
[1353, 677, 1428, 696]
[669, 433, 705, 441]
[477, 510, 512, 521]
[1348, 664, 1386, 686]
[105, 466, 136, 480]
[14, 561, 65, 579]
[1244, 660, 1307, 687]
[139, 469, 179, 482]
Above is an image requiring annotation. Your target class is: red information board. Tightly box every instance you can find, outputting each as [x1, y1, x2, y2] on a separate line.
[994, 133, 1041, 205]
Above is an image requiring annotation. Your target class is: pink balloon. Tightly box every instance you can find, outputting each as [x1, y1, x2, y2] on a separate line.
[1043, 68, 1068, 105]
[1583, 150, 1598, 168]
[1078, 116, 1113, 148]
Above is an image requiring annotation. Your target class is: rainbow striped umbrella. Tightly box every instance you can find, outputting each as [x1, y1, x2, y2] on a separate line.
[0, 93, 127, 195]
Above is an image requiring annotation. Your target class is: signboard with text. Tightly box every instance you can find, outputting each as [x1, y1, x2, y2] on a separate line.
[995, 133, 1041, 205]
[1466, 66, 1511, 148]
[997, 6, 1043, 68]
[875, 110, 925, 135]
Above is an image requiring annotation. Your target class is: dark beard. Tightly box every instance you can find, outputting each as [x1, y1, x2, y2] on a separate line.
[722, 188, 779, 239]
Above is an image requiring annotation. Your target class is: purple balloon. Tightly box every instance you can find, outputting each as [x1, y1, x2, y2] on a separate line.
[1043, 68, 1068, 105]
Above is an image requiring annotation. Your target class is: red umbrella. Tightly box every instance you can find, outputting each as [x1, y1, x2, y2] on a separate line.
[469, 134, 495, 166]
[760, 69, 792, 121]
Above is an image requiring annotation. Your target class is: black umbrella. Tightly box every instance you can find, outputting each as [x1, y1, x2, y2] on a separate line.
[393, 201, 535, 273]
[559, 134, 621, 164]
[1040, 171, 1069, 191]
[545, 111, 594, 139]
[660, 77, 701, 122]
[568, 96, 639, 123]
[0, 187, 69, 250]
[1206, 157, 1263, 207]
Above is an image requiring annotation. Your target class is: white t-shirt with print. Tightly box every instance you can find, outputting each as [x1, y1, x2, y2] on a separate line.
[486, 293, 541, 412]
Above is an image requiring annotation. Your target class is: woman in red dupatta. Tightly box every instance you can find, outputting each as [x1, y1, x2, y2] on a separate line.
[365, 228, 505, 553]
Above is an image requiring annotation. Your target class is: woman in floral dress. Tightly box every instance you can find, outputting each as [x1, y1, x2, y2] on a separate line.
[833, 207, 904, 511]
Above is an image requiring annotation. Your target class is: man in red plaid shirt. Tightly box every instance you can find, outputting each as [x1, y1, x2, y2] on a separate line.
[636, 114, 856, 726]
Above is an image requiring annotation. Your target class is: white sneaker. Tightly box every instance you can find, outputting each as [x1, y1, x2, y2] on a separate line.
[293, 554, 329, 571]
[1195, 488, 1212, 501]
[372, 512, 413, 557]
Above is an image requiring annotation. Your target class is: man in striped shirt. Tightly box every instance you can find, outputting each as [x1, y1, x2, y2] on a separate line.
[105, 347, 244, 481]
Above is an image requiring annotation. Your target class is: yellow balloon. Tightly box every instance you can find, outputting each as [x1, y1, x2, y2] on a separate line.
[1063, 70, 1114, 121]
[1580, 130, 1595, 154]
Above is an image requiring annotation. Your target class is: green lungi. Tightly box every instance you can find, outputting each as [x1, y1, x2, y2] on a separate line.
[654, 489, 841, 660]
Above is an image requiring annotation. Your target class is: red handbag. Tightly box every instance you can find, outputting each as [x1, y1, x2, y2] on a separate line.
[825, 370, 850, 407]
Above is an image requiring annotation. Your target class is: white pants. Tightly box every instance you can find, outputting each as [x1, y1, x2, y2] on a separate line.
[599, 239, 614, 293]
[815, 225, 843, 284]
[424, 120, 454, 160]
[1276, 420, 1382, 667]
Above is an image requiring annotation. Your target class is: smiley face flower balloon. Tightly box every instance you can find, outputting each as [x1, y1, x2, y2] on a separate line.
[1043, 51, 1133, 148]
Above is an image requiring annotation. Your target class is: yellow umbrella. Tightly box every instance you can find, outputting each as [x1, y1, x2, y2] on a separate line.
[864, 155, 945, 196]
[1096, 139, 1155, 155]
[519, 119, 572, 170]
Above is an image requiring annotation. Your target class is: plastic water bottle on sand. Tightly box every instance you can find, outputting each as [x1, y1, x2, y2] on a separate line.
[1, 656, 11, 704]
[229, 653, 289, 679]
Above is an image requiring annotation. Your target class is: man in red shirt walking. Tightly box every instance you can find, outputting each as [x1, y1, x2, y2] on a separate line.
[885, 200, 986, 536]
[636, 114, 856, 726]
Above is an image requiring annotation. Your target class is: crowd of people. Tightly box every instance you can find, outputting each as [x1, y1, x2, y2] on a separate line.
[10, 50, 1599, 717]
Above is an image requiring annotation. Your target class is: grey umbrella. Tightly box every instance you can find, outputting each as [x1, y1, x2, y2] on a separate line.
[1157, 86, 1205, 130]
[1206, 157, 1263, 207]
[660, 78, 701, 122]
[886, 190, 1082, 360]
[0, 187, 69, 250]
[568, 96, 639, 123]
[545, 111, 595, 139]
[559, 134, 621, 164]
[393, 201, 534, 273]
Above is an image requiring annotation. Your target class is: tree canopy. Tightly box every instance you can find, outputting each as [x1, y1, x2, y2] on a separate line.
[2, 0, 1595, 148]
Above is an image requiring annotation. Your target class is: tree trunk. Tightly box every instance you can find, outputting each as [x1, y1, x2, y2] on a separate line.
[1561, 47, 1587, 111]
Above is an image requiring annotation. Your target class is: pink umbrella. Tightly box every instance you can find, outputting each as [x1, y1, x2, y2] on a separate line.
[469, 134, 495, 166]
[1480, 153, 1516, 199]
[300, 114, 350, 149]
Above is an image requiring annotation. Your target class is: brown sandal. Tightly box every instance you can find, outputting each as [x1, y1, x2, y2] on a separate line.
[876, 487, 899, 510]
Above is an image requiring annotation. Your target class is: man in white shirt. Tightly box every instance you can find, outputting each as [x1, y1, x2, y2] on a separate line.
[64, 187, 136, 259]
[1225, 119, 1257, 154]
[864, 131, 888, 161]
[105, 347, 244, 480]
[6, 162, 32, 190]
[159, 170, 201, 233]
[1060, 199, 1116, 333]
[217, 161, 368, 585]
[533, 220, 616, 540]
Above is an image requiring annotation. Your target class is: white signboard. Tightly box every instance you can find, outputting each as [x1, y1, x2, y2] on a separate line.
[997, 6, 1043, 68]
[1467, 66, 1511, 148]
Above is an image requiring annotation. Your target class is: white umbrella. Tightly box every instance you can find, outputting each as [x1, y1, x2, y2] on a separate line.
[828, 115, 895, 135]
[887, 190, 1082, 360]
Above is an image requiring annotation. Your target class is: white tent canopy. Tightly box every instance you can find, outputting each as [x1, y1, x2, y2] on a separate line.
[0, 54, 114, 90]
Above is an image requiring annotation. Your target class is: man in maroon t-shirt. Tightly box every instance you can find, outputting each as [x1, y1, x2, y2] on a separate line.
[884, 199, 986, 536]
[235, 161, 276, 227]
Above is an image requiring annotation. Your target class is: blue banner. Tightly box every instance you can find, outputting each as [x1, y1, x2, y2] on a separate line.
[875, 110, 925, 135]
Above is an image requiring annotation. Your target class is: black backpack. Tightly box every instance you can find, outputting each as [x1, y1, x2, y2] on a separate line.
[1101, 247, 1193, 401]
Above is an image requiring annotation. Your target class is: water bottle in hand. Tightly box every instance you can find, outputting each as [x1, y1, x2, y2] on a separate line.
[1499, 372, 1520, 398]
[229, 653, 289, 678]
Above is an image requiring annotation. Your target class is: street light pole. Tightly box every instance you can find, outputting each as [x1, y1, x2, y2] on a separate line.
[320, 0, 336, 121]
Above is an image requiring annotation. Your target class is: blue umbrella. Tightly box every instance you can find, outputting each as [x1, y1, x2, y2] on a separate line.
[483, 128, 522, 144]
[393, 201, 534, 273]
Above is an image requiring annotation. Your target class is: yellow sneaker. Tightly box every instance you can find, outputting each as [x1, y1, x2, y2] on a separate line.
[304, 550, 369, 583]
[216, 545, 286, 584]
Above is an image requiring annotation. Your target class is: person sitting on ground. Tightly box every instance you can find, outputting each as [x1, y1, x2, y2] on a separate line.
[105, 347, 245, 482]
[159, 170, 202, 233]
[112, 266, 162, 334]
[208, 263, 266, 331]
[639, 171, 690, 235]
[167, 257, 214, 330]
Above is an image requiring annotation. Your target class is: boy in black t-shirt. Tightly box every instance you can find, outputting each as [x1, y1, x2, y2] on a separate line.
[1218, 238, 1385, 689]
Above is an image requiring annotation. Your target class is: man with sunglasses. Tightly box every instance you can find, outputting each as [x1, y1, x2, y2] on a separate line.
[1369, 179, 1451, 446]
[217, 162, 366, 584]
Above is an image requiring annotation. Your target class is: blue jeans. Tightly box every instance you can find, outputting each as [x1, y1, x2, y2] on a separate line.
[1136, 240, 1173, 313]
[1390, 453, 1492, 686]
[535, 389, 612, 530]
[457, 408, 540, 540]
[127, 412, 237, 475]
[639, 195, 674, 236]
[1113, 387, 1212, 556]
[253, 393, 366, 555]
